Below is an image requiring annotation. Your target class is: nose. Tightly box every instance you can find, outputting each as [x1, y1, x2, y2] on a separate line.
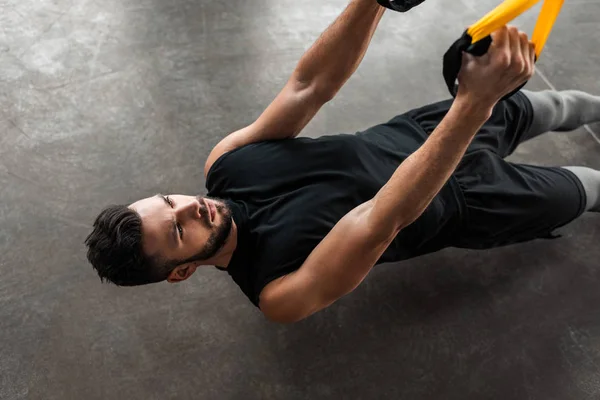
[176, 199, 202, 220]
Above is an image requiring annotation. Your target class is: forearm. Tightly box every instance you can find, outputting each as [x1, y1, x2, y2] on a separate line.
[265, 96, 496, 322]
[370, 26, 537, 231]
[369, 96, 495, 235]
[261, 26, 537, 323]
[294, 0, 385, 99]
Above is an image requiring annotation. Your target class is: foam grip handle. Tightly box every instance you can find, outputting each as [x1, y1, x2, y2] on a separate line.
[442, 31, 527, 100]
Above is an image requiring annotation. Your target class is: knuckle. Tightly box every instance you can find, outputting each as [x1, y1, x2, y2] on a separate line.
[513, 60, 524, 72]
[499, 56, 511, 68]
[520, 34, 529, 45]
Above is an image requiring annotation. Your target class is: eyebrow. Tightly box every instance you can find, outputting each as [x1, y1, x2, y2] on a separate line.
[156, 194, 179, 248]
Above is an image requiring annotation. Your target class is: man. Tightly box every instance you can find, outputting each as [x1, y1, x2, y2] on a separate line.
[85, 0, 600, 323]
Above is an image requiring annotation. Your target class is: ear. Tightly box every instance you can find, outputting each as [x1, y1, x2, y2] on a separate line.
[167, 264, 198, 283]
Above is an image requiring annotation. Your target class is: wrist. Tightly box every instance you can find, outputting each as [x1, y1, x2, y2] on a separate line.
[453, 93, 495, 121]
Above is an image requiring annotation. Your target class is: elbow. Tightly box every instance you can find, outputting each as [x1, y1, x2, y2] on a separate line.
[365, 198, 421, 241]
[311, 81, 338, 103]
[362, 201, 405, 244]
[395, 209, 425, 232]
[313, 85, 337, 103]
[291, 73, 337, 104]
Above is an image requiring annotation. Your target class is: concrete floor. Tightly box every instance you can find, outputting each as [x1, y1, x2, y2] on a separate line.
[1, 0, 599, 399]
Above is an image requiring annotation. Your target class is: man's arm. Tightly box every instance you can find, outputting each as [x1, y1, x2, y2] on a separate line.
[259, 26, 537, 323]
[204, 0, 386, 177]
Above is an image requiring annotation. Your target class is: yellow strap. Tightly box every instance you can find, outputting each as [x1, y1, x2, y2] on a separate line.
[531, 0, 564, 57]
[467, 0, 541, 43]
[466, 0, 564, 58]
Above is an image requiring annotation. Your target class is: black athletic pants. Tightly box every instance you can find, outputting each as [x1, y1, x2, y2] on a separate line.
[405, 91, 588, 249]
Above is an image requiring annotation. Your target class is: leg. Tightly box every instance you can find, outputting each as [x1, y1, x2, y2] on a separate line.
[403, 90, 598, 158]
[450, 151, 588, 249]
[561, 166, 600, 212]
[521, 89, 600, 141]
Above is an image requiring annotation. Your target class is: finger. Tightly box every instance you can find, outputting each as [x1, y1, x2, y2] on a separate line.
[508, 26, 522, 70]
[491, 25, 509, 50]
[530, 42, 537, 75]
[518, 32, 532, 73]
[519, 32, 529, 60]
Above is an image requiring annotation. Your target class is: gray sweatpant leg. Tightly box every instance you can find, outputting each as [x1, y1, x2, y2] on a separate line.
[562, 166, 600, 213]
[520, 90, 600, 213]
[522, 89, 600, 140]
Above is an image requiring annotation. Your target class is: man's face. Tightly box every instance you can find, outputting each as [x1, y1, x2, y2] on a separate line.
[130, 194, 233, 269]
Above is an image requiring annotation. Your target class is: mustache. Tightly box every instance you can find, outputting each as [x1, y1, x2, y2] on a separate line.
[195, 195, 210, 226]
[183, 198, 233, 263]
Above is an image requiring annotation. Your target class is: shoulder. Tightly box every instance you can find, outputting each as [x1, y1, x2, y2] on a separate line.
[203, 124, 258, 178]
[204, 136, 240, 178]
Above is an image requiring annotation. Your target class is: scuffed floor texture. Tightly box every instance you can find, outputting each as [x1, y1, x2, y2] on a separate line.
[1, 0, 599, 399]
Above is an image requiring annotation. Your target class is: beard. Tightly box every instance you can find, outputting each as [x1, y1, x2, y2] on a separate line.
[184, 196, 233, 263]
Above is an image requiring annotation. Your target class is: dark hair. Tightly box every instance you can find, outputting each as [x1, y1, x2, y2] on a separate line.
[85, 205, 174, 286]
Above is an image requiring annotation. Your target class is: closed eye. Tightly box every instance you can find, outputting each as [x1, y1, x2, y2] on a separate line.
[162, 196, 183, 240]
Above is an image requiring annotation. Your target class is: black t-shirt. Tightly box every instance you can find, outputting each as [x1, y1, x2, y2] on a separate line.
[206, 115, 466, 307]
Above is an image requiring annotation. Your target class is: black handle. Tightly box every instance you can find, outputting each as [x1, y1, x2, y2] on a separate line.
[376, 0, 427, 12]
[442, 30, 527, 100]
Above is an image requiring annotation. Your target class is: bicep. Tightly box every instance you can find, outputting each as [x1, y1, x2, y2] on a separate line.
[204, 78, 328, 178]
[251, 78, 327, 138]
[259, 201, 400, 323]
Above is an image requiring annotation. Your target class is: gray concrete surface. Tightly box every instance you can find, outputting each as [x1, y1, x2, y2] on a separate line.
[1, 0, 599, 399]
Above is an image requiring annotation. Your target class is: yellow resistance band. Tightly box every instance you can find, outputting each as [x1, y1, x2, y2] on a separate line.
[467, 0, 564, 58]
